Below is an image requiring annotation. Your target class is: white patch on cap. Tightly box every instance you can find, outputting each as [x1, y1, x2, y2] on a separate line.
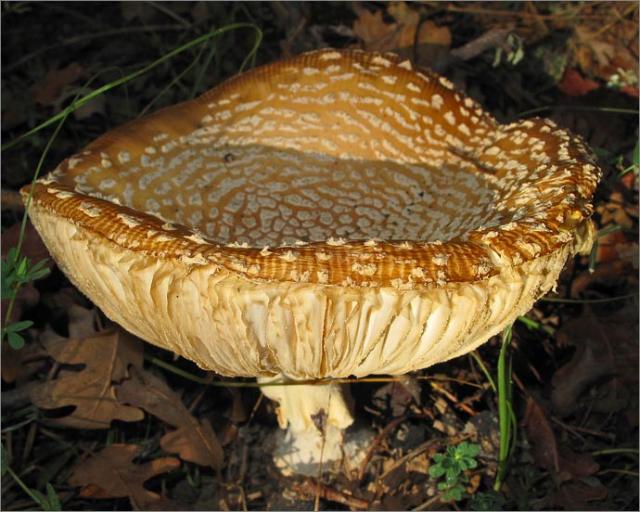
[319, 51, 342, 60]
[117, 214, 141, 228]
[79, 202, 102, 218]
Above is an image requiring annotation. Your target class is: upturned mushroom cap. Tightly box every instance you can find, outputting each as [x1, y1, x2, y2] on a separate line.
[24, 49, 600, 379]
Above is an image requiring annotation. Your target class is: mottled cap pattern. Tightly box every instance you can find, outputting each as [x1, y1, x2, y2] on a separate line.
[25, 49, 600, 289]
[23, 49, 600, 379]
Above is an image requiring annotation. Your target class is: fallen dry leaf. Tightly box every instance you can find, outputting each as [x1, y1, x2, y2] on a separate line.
[69, 443, 180, 510]
[572, 23, 638, 88]
[372, 376, 421, 417]
[558, 69, 600, 96]
[570, 259, 636, 298]
[523, 397, 600, 483]
[551, 306, 639, 417]
[117, 368, 223, 469]
[30, 329, 144, 429]
[67, 304, 101, 339]
[523, 397, 560, 473]
[596, 231, 631, 265]
[32, 63, 86, 106]
[1, 341, 45, 383]
[352, 2, 450, 53]
[551, 478, 608, 510]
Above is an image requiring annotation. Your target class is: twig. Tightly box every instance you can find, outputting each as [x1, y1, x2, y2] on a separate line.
[295, 479, 370, 510]
[551, 416, 615, 440]
[429, 381, 477, 416]
[412, 494, 441, 511]
[358, 415, 408, 481]
[187, 373, 214, 413]
[450, 24, 515, 61]
[378, 437, 457, 481]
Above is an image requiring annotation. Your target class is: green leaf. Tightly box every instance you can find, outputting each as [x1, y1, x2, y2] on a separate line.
[5, 320, 34, 333]
[633, 141, 639, 167]
[1, 275, 15, 299]
[45, 483, 62, 511]
[445, 466, 461, 482]
[448, 484, 465, 501]
[7, 331, 26, 350]
[16, 257, 28, 279]
[429, 464, 445, 478]
[30, 489, 48, 510]
[471, 491, 507, 511]
[5, 247, 19, 268]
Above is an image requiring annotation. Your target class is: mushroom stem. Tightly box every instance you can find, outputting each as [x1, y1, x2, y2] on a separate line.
[258, 375, 355, 475]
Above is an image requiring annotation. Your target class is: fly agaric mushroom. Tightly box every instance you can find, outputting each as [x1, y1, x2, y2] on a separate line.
[23, 49, 600, 475]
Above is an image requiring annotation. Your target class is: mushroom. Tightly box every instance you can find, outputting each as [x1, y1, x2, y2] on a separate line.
[23, 49, 600, 475]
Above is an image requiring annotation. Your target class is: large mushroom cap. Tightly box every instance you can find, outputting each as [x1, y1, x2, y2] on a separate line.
[24, 49, 600, 379]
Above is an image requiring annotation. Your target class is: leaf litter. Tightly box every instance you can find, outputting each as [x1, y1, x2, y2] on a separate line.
[29, 329, 144, 429]
[117, 367, 224, 470]
[68, 443, 181, 510]
[1, 2, 638, 510]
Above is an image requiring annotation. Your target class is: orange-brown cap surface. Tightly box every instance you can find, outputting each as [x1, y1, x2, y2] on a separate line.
[23, 49, 600, 378]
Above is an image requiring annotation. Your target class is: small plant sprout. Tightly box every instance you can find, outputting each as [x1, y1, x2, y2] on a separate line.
[1, 247, 50, 349]
[429, 441, 481, 502]
[471, 490, 507, 511]
[1, 443, 62, 511]
[493, 33, 525, 67]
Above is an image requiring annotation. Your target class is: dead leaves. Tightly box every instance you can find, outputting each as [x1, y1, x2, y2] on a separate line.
[353, 2, 450, 54]
[25, 316, 224, 469]
[551, 306, 638, 418]
[523, 397, 608, 509]
[30, 329, 144, 429]
[117, 368, 223, 470]
[69, 444, 180, 510]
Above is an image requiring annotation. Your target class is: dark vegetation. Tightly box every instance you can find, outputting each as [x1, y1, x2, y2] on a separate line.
[1, 2, 638, 510]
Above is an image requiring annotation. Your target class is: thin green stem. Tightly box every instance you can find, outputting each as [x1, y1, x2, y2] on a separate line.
[470, 352, 497, 393]
[139, 43, 207, 117]
[494, 325, 513, 491]
[2, 23, 263, 152]
[6, 465, 43, 509]
[145, 355, 483, 389]
[2, 111, 68, 341]
[597, 224, 625, 238]
[190, 39, 218, 99]
[591, 448, 639, 456]
[541, 293, 638, 304]
[517, 315, 554, 335]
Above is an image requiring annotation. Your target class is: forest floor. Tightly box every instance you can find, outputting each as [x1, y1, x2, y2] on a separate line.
[1, 2, 638, 510]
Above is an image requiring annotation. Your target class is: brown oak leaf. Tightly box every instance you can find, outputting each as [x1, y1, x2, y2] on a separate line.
[69, 444, 180, 510]
[353, 2, 450, 53]
[117, 368, 223, 469]
[523, 397, 600, 483]
[552, 306, 638, 417]
[30, 329, 144, 428]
